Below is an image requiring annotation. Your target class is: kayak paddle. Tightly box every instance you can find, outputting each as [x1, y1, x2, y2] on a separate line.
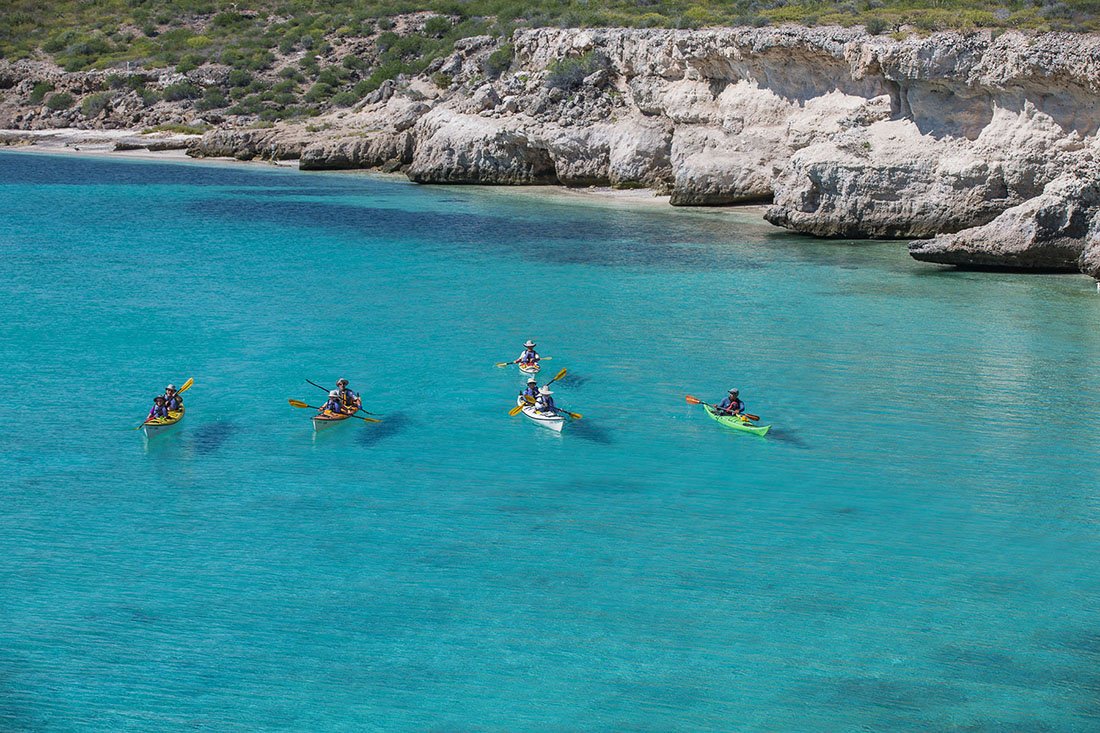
[288, 399, 381, 423]
[494, 356, 552, 368]
[508, 370, 567, 415]
[133, 377, 194, 429]
[684, 395, 760, 422]
[305, 379, 380, 415]
[545, 367, 567, 386]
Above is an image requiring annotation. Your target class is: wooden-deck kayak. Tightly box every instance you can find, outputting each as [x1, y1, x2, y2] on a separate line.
[703, 404, 770, 436]
[312, 399, 361, 431]
[143, 407, 184, 438]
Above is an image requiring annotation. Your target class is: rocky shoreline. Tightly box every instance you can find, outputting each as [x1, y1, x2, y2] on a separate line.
[4, 25, 1100, 278]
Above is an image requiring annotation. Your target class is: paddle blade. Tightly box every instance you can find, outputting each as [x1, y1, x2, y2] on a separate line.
[566, 411, 582, 419]
[523, 395, 536, 404]
[685, 395, 703, 405]
[288, 399, 310, 408]
[547, 367, 567, 385]
[744, 413, 760, 421]
[357, 415, 381, 423]
[508, 403, 525, 416]
[495, 362, 511, 368]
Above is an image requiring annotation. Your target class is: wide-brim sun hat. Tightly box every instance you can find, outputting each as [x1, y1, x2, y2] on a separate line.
[524, 340, 536, 347]
[539, 386, 553, 395]
[527, 377, 537, 384]
[329, 390, 340, 398]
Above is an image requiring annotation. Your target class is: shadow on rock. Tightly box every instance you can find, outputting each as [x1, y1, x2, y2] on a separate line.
[568, 419, 613, 444]
[356, 411, 409, 447]
[191, 421, 237, 455]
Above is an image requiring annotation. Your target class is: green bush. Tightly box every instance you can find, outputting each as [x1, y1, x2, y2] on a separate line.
[80, 92, 111, 117]
[303, 82, 334, 103]
[29, 82, 54, 104]
[865, 16, 888, 34]
[431, 71, 452, 88]
[545, 51, 610, 91]
[195, 87, 228, 110]
[162, 81, 201, 101]
[484, 42, 513, 78]
[45, 92, 74, 110]
[227, 68, 253, 87]
[423, 16, 452, 37]
[331, 90, 359, 107]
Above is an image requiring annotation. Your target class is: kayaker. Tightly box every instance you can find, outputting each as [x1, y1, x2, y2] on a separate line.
[320, 390, 345, 415]
[715, 388, 745, 417]
[335, 378, 359, 409]
[519, 377, 539, 401]
[164, 384, 183, 411]
[513, 340, 540, 366]
[535, 385, 557, 415]
[147, 395, 169, 420]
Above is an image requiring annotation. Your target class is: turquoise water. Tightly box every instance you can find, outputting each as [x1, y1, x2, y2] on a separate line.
[2, 149, 1100, 731]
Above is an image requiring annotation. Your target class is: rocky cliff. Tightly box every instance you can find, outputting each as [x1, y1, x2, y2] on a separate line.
[6, 25, 1100, 277]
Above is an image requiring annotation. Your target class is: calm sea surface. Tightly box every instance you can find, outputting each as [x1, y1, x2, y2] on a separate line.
[2, 150, 1099, 731]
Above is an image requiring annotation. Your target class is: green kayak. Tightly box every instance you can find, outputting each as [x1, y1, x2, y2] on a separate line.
[703, 404, 771, 436]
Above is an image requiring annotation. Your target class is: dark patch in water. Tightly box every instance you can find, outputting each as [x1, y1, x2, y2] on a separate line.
[191, 420, 237, 455]
[936, 644, 1043, 690]
[955, 720, 1064, 733]
[356, 411, 409, 447]
[766, 429, 809, 449]
[789, 675, 968, 715]
[192, 194, 769, 272]
[568, 419, 614, 444]
[558, 373, 589, 388]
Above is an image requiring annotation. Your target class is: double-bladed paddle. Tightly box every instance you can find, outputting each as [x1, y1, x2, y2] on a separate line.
[288, 399, 381, 423]
[133, 377, 194, 429]
[494, 356, 553, 368]
[305, 379, 380, 415]
[508, 368, 568, 415]
[684, 395, 760, 423]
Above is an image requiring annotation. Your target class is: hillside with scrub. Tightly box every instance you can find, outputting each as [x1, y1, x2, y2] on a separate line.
[1, 0, 1099, 124]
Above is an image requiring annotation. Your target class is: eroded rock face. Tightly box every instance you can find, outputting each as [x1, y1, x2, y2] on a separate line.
[407, 109, 557, 184]
[909, 171, 1100, 271]
[11, 26, 1100, 275]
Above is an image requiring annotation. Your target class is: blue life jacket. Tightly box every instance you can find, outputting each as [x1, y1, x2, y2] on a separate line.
[323, 399, 344, 413]
[520, 350, 538, 363]
[149, 404, 168, 419]
[522, 385, 539, 398]
[537, 395, 556, 412]
[165, 394, 182, 410]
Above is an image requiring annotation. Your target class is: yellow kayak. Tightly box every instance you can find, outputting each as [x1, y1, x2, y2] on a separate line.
[143, 407, 184, 438]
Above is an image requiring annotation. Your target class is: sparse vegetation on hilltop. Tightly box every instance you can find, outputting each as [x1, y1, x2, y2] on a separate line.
[1, 0, 1098, 124]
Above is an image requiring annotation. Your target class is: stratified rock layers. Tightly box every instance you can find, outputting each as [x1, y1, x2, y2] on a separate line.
[9, 25, 1100, 274]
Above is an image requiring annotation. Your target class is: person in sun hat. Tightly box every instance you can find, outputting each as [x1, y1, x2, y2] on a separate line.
[519, 376, 540, 402]
[335, 378, 359, 410]
[513, 340, 540, 366]
[715, 388, 745, 417]
[148, 395, 169, 420]
[320, 390, 345, 415]
[535, 385, 557, 415]
[163, 384, 183, 411]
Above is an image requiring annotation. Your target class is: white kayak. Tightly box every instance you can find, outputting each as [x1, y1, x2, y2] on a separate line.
[520, 402, 565, 432]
